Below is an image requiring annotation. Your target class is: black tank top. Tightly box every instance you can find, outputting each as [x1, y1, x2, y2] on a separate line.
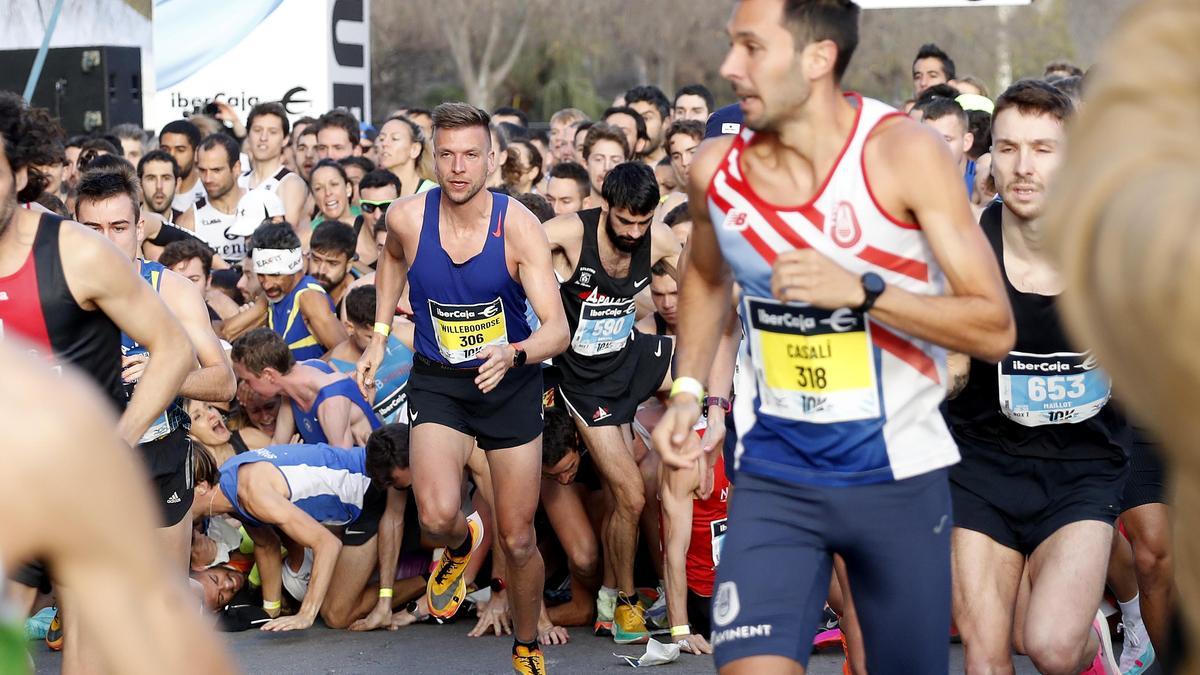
[946, 203, 1129, 460]
[0, 213, 124, 412]
[558, 208, 652, 382]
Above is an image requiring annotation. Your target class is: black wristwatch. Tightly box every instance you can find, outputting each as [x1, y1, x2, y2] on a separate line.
[489, 577, 506, 593]
[857, 272, 886, 313]
[511, 343, 527, 368]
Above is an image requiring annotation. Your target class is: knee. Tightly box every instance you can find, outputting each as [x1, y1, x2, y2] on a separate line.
[1133, 539, 1172, 580]
[319, 603, 353, 630]
[567, 540, 600, 578]
[612, 479, 645, 517]
[417, 499, 461, 537]
[1023, 632, 1084, 675]
[499, 526, 537, 563]
[962, 651, 1015, 675]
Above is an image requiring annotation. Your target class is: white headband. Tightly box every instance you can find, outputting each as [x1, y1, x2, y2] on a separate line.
[252, 248, 303, 275]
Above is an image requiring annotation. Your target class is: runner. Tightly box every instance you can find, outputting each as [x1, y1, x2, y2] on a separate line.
[542, 161, 680, 643]
[176, 133, 248, 264]
[307, 220, 358, 309]
[232, 327, 380, 447]
[946, 80, 1128, 675]
[137, 150, 182, 223]
[0, 342, 235, 675]
[326, 285, 414, 426]
[240, 102, 308, 226]
[653, 2, 1015, 673]
[159, 119, 206, 213]
[357, 102, 568, 674]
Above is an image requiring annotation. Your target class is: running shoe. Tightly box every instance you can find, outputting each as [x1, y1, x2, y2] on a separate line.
[1081, 610, 1120, 675]
[644, 588, 668, 630]
[512, 643, 547, 674]
[426, 515, 483, 620]
[45, 608, 63, 652]
[612, 593, 649, 645]
[813, 605, 842, 652]
[594, 590, 616, 637]
[24, 606, 54, 641]
[1117, 616, 1156, 675]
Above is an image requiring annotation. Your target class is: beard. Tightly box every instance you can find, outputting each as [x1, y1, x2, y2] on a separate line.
[313, 270, 346, 292]
[605, 213, 646, 253]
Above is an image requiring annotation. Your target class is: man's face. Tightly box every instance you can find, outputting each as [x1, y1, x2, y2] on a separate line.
[159, 132, 196, 177]
[545, 176, 586, 216]
[0, 143, 20, 231]
[549, 120, 575, 163]
[169, 256, 207, 288]
[925, 114, 972, 169]
[604, 112, 642, 156]
[384, 466, 414, 491]
[308, 247, 351, 292]
[249, 114, 287, 163]
[573, 127, 589, 161]
[316, 126, 356, 161]
[64, 146, 81, 188]
[233, 361, 284, 398]
[719, 0, 815, 132]
[433, 126, 493, 205]
[605, 207, 653, 253]
[344, 164, 367, 205]
[237, 381, 280, 434]
[120, 137, 145, 165]
[668, 132, 700, 186]
[628, 101, 665, 154]
[542, 449, 581, 486]
[197, 147, 239, 201]
[585, 139, 627, 195]
[33, 163, 63, 197]
[77, 194, 142, 261]
[194, 566, 245, 611]
[140, 159, 178, 215]
[673, 94, 710, 122]
[655, 163, 678, 195]
[294, 131, 318, 181]
[913, 57, 949, 97]
[650, 272, 679, 327]
[990, 108, 1065, 222]
[256, 271, 300, 304]
[360, 185, 398, 232]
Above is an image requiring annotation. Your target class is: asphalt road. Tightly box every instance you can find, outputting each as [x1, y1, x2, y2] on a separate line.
[31, 621, 1052, 674]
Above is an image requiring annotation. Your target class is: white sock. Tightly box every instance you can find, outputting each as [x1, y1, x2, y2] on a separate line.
[599, 586, 617, 601]
[1118, 594, 1143, 625]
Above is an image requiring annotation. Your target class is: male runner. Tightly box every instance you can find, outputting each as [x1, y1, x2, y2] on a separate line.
[159, 119, 206, 213]
[315, 110, 363, 161]
[544, 162, 591, 217]
[357, 102, 568, 674]
[946, 80, 1128, 675]
[191, 439, 404, 632]
[653, 2, 1015, 672]
[542, 161, 680, 643]
[250, 221, 347, 358]
[240, 102, 308, 226]
[0, 342, 234, 675]
[625, 86, 672, 165]
[0, 93, 197, 673]
[355, 169, 402, 267]
[308, 220, 358, 308]
[581, 123, 632, 207]
[137, 150, 182, 223]
[176, 134, 248, 264]
[326, 285, 414, 426]
[233, 327, 379, 447]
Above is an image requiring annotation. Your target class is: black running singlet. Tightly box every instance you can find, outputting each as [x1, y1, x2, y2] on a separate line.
[0, 213, 124, 412]
[558, 208, 652, 381]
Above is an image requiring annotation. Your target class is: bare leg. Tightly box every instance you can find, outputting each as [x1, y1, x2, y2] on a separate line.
[409, 423, 475, 547]
[486, 436, 546, 644]
[952, 528, 1024, 675]
[320, 539, 381, 628]
[542, 479, 600, 626]
[1107, 527, 1139, 603]
[575, 422, 643, 595]
[1122, 502, 1173, 655]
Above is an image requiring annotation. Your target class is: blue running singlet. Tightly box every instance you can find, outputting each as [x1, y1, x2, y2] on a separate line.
[268, 275, 332, 361]
[290, 359, 382, 445]
[218, 444, 370, 527]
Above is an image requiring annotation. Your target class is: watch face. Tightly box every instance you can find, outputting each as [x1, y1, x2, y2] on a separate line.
[865, 273, 885, 294]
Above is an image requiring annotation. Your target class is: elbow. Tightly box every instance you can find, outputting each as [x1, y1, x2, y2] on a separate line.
[978, 314, 1016, 364]
[217, 365, 237, 402]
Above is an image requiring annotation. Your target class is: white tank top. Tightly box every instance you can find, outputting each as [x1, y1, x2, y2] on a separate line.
[191, 195, 246, 263]
[708, 93, 957, 486]
[238, 166, 294, 193]
[172, 178, 207, 214]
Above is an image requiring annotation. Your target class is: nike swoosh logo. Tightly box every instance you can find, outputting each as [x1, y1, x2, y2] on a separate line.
[345, 529, 366, 535]
[491, 224, 501, 237]
[654, 342, 662, 357]
[634, 277, 648, 288]
[411, 410, 419, 421]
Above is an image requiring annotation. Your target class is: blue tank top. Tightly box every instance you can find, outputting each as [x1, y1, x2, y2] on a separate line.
[218, 444, 370, 527]
[268, 275, 332, 361]
[290, 359, 381, 445]
[407, 189, 532, 367]
[121, 260, 187, 444]
[330, 334, 413, 424]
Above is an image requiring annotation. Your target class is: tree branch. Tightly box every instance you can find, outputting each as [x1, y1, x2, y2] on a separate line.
[491, 1, 533, 87]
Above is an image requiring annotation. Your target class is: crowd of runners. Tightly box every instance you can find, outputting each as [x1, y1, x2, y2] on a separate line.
[0, 0, 1184, 673]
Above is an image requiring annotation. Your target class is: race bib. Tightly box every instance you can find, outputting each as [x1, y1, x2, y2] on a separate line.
[710, 518, 727, 566]
[997, 351, 1111, 427]
[745, 296, 880, 423]
[123, 344, 177, 444]
[570, 295, 637, 357]
[428, 298, 508, 364]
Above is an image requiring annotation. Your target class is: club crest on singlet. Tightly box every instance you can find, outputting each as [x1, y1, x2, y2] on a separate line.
[997, 351, 1111, 427]
[428, 298, 508, 364]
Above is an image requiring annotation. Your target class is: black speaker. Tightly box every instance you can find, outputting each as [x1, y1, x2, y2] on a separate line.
[0, 46, 143, 135]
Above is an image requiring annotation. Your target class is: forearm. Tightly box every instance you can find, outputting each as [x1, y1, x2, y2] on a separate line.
[674, 270, 734, 385]
[373, 249, 405, 328]
[119, 346, 192, 445]
[375, 501, 403, 601]
[220, 300, 267, 342]
[296, 538, 341, 620]
[517, 315, 569, 364]
[253, 539, 284, 605]
[868, 286, 1013, 363]
[661, 487, 693, 630]
[180, 364, 236, 403]
[704, 315, 741, 399]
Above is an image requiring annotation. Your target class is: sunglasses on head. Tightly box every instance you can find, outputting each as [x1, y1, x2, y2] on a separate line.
[360, 199, 394, 214]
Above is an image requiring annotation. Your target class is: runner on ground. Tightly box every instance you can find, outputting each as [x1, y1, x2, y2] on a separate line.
[654, 2, 1015, 672]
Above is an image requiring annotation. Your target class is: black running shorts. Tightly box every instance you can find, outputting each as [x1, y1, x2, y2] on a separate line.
[343, 485, 387, 547]
[1121, 428, 1167, 511]
[406, 355, 544, 451]
[559, 334, 672, 427]
[138, 423, 195, 527]
[951, 448, 1128, 555]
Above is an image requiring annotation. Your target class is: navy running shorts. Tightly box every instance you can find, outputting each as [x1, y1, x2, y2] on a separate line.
[711, 469, 952, 674]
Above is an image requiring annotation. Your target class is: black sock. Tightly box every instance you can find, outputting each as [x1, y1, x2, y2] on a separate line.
[448, 534, 472, 557]
[513, 638, 539, 653]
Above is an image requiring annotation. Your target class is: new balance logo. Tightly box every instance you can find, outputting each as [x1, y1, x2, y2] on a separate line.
[166, 492, 182, 504]
[0, 291, 8, 301]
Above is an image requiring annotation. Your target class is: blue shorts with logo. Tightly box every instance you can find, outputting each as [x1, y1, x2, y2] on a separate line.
[711, 468, 952, 674]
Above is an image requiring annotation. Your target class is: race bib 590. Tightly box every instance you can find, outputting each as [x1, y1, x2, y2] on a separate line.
[429, 298, 508, 364]
[997, 351, 1110, 426]
[571, 296, 636, 357]
[745, 296, 880, 424]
